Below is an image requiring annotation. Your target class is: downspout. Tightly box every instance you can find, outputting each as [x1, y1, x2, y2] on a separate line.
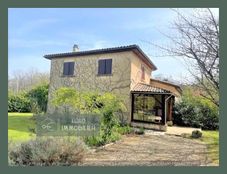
[164, 94, 174, 125]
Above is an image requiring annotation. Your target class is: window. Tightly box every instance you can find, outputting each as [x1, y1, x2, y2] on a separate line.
[141, 65, 145, 80]
[132, 94, 163, 123]
[98, 59, 112, 75]
[63, 62, 75, 76]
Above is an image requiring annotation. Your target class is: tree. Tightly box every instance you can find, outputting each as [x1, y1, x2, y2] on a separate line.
[8, 69, 49, 94]
[147, 9, 219, 106]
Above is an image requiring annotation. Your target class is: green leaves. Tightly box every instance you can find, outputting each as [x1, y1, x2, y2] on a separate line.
[173, 87, 219, 130]
[8, 84, 49, 113]
[51, 88, 127, 145]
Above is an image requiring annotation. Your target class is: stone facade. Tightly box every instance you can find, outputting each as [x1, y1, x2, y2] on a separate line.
[47, 50, 154, 123]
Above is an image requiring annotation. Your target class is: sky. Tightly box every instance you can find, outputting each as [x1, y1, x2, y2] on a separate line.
[8, 8, 219, 81]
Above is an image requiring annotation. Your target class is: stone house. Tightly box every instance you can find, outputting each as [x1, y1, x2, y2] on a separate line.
[44, 45, 181, 131]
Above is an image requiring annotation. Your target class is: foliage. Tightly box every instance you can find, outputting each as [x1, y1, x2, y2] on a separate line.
[135, 127, 145, 135]
[8, 70, 49, 94]
[150, 9, 219, 106]
[84, 128, 121, 147]
[84, 135, 105, 147]
[173, 87, 219, 130]
[116, 125, 133, 135]
[191, 130, 202, 138]
[8, 93, 31, 113]
[52, 88, 127, 146]
[8, 84, 49, 113]
[26, 84, 49, 113]
[8, 137, 86, 166]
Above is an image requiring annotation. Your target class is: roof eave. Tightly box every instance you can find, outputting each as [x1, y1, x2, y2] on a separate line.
[43, 45, 158, 71]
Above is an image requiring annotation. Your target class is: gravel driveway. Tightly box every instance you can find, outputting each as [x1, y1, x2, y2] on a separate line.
[81, 134, 210, 166]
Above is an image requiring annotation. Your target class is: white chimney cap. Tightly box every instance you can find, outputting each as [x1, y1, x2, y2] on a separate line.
[73, 44, 79, 52]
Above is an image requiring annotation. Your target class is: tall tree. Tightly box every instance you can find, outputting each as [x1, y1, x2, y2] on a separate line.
[148, 9, 219, 106]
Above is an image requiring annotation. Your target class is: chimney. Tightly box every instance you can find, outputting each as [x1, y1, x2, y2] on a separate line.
[73, 44, 79, 52]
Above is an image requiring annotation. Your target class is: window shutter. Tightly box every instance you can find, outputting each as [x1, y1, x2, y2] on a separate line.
[98, 60, 105, 74]
[69, 62, 75, 75]
[63, 62, 69, 75]
[141, 66, 145, 80]
[105, 59, 112, 74]
[63, 62, 74, 76]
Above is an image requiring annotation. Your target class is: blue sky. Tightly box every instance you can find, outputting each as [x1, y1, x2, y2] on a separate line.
[8, 8, 218, 81]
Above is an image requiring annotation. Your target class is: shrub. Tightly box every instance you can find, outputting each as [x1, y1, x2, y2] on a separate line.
[84, 135, 105, 147]
[135, 127, 145, 135]
[8, 137, 86, 166]
[191, 130, 202, 138]
[199, 104, 219, 130]
[8, 93, 31, 112]
[173, 100, 203, 128]
[52, 88, 127, 146]
[116, 125, 133, 135]
[26, 84, 49, 113]
[173, 88, 219, 130]
[8, 84, 49, 113]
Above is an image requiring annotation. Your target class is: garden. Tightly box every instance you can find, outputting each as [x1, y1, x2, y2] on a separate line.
[8, 83, 219, 166]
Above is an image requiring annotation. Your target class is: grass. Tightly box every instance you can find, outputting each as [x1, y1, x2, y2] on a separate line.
[201, 130, 219, 165]
[8, 112, 219, 165]
[181, 130, 219, 165]
[8, 112, 36, 142]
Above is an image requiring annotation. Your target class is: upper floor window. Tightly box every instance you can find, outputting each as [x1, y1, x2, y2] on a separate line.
[98, 59, 112, 75]
[141, 65, 145, 80]
[63, 62, 75, 76]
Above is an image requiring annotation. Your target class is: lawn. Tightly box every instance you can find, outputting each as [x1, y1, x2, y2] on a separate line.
[8, 112, 36, 142]
[201, 130, 219, 165]
[8, 112, 219, 165]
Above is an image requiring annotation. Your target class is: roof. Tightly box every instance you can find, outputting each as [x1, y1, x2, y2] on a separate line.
[131, 83, 171, 93]
[150, 79, 182, 94]
[151, 79, 181, 89]
[44, 44, 157, 70]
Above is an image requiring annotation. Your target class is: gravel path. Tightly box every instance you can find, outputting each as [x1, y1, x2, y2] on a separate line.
[81, 134, 210, 166]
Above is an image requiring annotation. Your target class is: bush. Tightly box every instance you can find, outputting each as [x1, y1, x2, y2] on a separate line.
[84, 135, 105, 147]
[8, 93, 31, 112]
[116, 125, 133, 135]
[52, 88, 127, 146]
[135, 127, 145, 135]
[191, 130, 202, 138]
[173, 88, 219, 130]
[173, 101, 202, 128]
[8, 137, 86, 166]
[26, 84, 49, 113]
[8, 84, 49, 113]
[84, 125, 132, 147]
